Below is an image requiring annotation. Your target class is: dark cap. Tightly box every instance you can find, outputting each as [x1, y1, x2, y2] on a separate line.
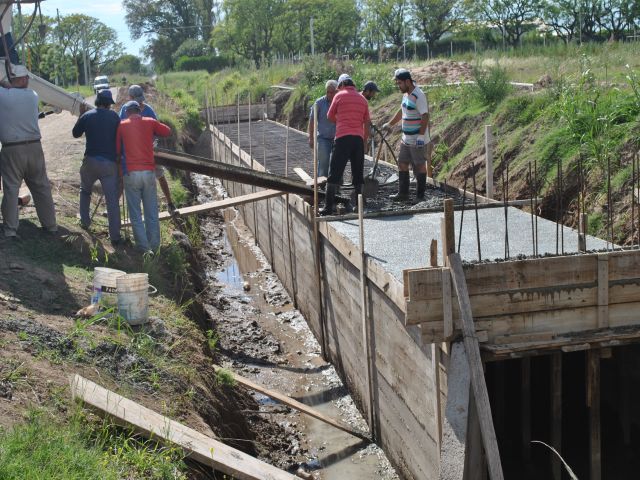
[96, 89, 115, 105]
[363, 81, 380, 92]
[128, 84, 145, 103]
[123, 100, 140, 112]
[394, 68, 412, 81]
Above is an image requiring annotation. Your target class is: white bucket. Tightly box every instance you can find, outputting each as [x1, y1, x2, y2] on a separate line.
[92, 267, 126, 306]
[116, 273, 156, 326]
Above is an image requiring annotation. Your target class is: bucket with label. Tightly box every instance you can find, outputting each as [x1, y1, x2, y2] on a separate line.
[116, 273, 157, 326]
[92, 267, 126, 306]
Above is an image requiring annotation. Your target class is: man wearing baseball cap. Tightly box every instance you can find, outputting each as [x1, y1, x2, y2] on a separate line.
[72, 89, 123, 246]
[361, 81, 380, 101]
[119, 84, 176, 214]
[383, 68, 431, 202]
[0, 65, 57, 238]
[322, 74, 371, 215]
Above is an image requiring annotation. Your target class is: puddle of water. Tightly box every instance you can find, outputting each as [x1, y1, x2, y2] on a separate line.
[212, 206, 398, 480]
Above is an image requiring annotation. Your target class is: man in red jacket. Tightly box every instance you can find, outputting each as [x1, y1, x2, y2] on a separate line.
[116, 100, 172, 253]
[321, 74, 370, 215]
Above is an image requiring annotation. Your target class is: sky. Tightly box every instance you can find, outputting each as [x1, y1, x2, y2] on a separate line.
[21, 1, 147, 59]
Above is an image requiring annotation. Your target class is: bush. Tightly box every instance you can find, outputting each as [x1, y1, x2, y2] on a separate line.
[472, 63, 512, 108]
[172, 39, 210, 62]
[175, 55, 232, 73]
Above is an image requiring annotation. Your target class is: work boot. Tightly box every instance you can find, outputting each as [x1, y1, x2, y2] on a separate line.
[319, 183, 338, 216]
[390, 171, 410, 202]
[415, 173, 427, 202]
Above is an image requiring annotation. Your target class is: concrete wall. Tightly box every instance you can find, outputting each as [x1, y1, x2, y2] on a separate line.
[212, 129, 442, 480]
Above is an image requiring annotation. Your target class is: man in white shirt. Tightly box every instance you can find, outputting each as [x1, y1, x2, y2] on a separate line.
[383, 68, 432, 203]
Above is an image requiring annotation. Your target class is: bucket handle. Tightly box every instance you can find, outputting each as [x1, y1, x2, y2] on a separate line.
[148, 284, 158, 296]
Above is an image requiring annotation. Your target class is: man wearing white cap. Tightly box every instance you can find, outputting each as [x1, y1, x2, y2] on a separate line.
[322, 73, 370, 215]
[383, 68, 431, 202]
[0, 65, 57, 238]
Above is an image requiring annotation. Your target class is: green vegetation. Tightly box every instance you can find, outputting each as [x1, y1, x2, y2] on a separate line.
[0, 410, 188, 480]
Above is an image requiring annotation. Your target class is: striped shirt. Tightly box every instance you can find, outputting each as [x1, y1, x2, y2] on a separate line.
[327, 86, 370, 140]
[401, 86, 429, 146]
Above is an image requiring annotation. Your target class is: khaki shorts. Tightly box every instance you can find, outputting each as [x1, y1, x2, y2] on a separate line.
[398, 143, 427, 166]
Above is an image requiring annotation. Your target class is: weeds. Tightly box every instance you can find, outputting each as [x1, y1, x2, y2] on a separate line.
[472, 62, 512, 108]
[215, 368, 236, 387]
[206, 329, 219, 352]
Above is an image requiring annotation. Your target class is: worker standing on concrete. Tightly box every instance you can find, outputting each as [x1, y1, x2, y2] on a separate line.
[0, 65, 57, 238]
[119, 85, 176, 214]
[308, 79, 337, 180]
[321, 74, 370, 215]
[383, 68, 431, 203]
[0, 1, 19, 65]
[361, 81, 380, 101]
[72, 89, 123, 246]
[117, 100, 172, 253]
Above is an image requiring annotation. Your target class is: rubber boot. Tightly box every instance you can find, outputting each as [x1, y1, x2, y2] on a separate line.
[351, 183, 365, 209]
[319, 183, 338, 216]
[415, 173, 427, 202]
[390, 171, 410, 202]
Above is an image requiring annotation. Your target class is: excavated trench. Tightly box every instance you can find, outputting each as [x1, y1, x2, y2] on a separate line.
[188, 169, 398, 478]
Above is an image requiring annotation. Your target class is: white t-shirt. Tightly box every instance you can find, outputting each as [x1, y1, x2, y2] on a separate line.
[401, 86, 429, 146]
[1, 5, 11, 35]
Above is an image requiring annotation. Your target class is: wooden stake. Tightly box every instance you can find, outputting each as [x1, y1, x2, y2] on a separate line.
[550, 352, 562, 480]
[587, 350, 601, 480]
[448, 253, 504, 480]
[485, 125, 494, 199]
[359, 193, 376, 440]
[430, 239, 438, 267]
[443, 198, 455, 266]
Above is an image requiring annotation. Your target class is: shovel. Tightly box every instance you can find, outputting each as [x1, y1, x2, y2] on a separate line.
[362, 136, 382, 199]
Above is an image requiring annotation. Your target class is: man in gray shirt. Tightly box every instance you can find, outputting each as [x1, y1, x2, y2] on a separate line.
[308, 79, 338, 179]
[0, 64, 57, 238]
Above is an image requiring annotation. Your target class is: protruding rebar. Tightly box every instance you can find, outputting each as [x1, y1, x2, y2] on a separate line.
[472, 173, 482, 262]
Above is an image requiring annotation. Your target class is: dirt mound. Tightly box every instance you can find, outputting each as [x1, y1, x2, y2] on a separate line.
[410, 61, 474, 85]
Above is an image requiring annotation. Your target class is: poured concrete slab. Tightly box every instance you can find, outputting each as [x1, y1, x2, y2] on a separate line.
[331, 206, 611, 280]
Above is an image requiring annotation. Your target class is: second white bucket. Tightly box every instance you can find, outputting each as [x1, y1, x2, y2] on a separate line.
[93, 267, 126, 306]
[117, 273, 152, 326]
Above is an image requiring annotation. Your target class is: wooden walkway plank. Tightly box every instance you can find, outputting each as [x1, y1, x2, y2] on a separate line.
[70, 375, 297, 480]
[212, 365, 371, 442]
[123, 190, 283, 226]
[448, 253, 504, 480]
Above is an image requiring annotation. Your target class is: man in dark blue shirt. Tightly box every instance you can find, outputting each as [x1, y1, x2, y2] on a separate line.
[72, 89, 123, 246]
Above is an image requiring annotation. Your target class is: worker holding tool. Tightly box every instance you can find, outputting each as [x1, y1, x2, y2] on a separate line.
[0, 64, 57, 239]
[117, 100, 172, 254]
[383, 68, 431, 203]
[72, 89, 123, 246]
[361, 81, 380, 101]
[321, 74, 370, 216]
[119, 84, 176, 214]
[308, 79, 337, 180]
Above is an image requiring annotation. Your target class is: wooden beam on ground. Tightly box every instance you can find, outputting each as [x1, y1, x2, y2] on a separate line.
[70, 375, 296, 480]
[587, 350, 601, 480]
[211, 365, 371, 442]
[122, 190, 284, 226]
[448, 253, 504, 480]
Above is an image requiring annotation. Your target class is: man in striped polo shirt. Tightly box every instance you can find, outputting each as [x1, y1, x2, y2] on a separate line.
[383, 68, 431, 202]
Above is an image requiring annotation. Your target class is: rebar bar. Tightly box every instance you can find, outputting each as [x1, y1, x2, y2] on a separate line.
[528, 163, 535, 256]
[457, 175, 468, 254]
[472, 173, 482, 262]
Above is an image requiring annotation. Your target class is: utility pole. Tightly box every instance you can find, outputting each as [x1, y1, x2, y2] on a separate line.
[82, 26, 90, 85]
[310, 17, 315, 56]
[403, 21, 406, 61]
[17, 0, 25, 64]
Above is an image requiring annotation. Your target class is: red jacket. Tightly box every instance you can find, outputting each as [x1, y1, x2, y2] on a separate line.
[116, 115, 171, 173]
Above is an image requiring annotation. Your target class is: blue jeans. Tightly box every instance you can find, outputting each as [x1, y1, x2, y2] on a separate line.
[317, 137, 333, 178]
[80, 156, 121, 242]
[123, 170, 160, 251]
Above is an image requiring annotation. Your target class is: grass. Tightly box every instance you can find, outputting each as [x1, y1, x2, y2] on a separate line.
[0, 409, 188, 480]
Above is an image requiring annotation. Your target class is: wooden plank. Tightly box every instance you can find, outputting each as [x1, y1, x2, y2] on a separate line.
[442, 268, 454, 339]
[597, 254, 609, 328]
[178, 190, 284, 216]
[432, 343, 442, 457]
[211, 366, 370, 442]
[448, 253, 504, 480]
[293, 167, 312, 182]
[70, 375, 296, 480]
[430, 239, 438, 267]
[587, 350, 601, 480]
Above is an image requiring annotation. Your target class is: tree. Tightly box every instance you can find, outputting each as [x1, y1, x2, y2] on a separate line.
[213, 0, 285, 67]
[364, 0, 408, 48]
[55, 14, 123, 82]
[412, 0, 461, 51]
[110, 54, 142, 74]
[542, 0, 581, 43]
[465, 0, 542, 47]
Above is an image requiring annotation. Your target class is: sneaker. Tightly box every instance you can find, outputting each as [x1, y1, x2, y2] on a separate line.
[389, 192, 410, 202]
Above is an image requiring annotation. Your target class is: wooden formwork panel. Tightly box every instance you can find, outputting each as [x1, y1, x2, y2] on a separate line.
[404, 251, 640, 344]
